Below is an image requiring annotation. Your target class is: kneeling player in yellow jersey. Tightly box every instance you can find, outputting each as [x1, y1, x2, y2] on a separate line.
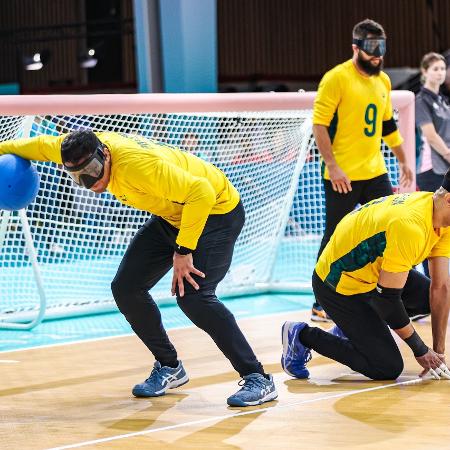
[282, 169, 450, 381]
[0, 130, 277, 407]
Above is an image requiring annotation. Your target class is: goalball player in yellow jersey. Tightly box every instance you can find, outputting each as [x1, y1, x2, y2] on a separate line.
[310, 19, 414, 322]
[281, 169, 450, 382]
[0, 130, 277, 407]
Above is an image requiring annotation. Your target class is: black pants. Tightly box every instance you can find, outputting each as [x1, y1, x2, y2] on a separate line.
[416, 169, 444, 277]
[111, 201, 264, 377]
[301, 270, 430, 380]
[317, 173, 393, 258]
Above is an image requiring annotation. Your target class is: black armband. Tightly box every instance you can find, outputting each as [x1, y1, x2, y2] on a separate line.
[382, 117, 398, 136]
[174, 244, 193, 255]
[404, 330, 428, 357]
[371, 284, 410, 329]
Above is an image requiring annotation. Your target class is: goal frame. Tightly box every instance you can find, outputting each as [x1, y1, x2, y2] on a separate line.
[0, 91, 415, 329]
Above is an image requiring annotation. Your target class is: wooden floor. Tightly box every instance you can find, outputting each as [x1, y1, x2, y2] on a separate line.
[1, 310, 450, 450]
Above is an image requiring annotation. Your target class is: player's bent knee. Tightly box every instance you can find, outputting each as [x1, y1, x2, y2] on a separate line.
[110, 277, 140, 312]
[111, 278, 126, 309]
[176, 291, 234, 321]
[372, 359, 404, 380]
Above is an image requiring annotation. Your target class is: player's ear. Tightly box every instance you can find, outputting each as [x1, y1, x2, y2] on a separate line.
[445, 192, 450, 207]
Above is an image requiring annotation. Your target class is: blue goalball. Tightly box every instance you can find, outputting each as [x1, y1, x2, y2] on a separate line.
[0, 154, 40, 211]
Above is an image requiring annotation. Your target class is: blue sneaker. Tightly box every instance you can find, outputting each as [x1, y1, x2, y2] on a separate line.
[227, 373, 278, 407]
[132, 360, 189, 397]
[329, 324, 348, 340]
[281, 321, 311, 379]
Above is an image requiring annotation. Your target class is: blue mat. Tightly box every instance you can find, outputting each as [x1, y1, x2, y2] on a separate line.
[0, 293, 313, 352]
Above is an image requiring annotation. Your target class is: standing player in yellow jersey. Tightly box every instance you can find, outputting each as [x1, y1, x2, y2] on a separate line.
[0, 130, 277, 407]
[311, 18, 414, 322]
[281, 170, 450, 381]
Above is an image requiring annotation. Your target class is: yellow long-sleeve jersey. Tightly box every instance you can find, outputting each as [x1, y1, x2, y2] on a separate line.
[0, 132, 240, 250]
[316, 191, 450, 295]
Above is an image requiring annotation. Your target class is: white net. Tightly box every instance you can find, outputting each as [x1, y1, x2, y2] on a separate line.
[0, 111, 313, 321]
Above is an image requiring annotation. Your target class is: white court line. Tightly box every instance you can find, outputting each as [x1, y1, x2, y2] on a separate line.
[45, 377, 424, 450]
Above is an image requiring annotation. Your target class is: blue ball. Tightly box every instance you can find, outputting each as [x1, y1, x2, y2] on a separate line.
[0, 154, 40, 211]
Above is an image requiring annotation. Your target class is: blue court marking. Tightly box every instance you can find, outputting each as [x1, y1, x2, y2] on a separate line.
[0, 293, 313, 352]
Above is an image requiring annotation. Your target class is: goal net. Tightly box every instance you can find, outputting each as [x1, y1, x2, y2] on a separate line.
[0, 92, 415, 328]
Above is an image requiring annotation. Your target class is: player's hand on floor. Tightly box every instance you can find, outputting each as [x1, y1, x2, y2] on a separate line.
[421, 364, 450, 380]
[417, 349, 450, 379]
[172, 252, 205, 297]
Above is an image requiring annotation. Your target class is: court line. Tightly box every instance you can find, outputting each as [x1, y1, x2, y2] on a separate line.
[45, 377, 424, 450]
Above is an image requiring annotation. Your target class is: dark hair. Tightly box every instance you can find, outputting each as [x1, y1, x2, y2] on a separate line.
[441, 168, 450, 192]
[61, 129, 102, 164]
[420, 52, 446, 71]
[353, 19, 386, 40]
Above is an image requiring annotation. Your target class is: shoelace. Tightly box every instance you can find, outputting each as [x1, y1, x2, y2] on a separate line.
[145, 365, 163, 384]
[238, 376, 267, 391]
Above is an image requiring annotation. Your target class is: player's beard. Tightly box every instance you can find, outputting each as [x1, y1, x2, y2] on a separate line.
[357, 51, 383, 76]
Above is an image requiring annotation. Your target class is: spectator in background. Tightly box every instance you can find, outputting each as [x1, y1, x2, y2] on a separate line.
[441, 49, 450, 98]
[416, 53, 450, 193]
[415, 52, 450, 278]
[311, 18, 413, 322]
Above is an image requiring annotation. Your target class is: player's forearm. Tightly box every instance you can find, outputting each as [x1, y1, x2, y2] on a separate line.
[394, 322, 414, 340]
[430, 283, 450, 354]
[177, 207, 213, 250]
[390, 144, 407, 165]
[175, 179, 216, 250]
[0, 136, 62, 163]
[312, 124, 338, 168]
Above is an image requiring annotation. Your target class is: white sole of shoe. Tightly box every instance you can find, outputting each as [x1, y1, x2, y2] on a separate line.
[228, 390, 278, 408]
[153, 374, 190, 395]
[242, 389, 279, 406]
[169, 374, 189, 389]
[281, 321, 297, 377]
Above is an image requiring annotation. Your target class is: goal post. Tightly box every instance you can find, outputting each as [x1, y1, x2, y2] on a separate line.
[0, 91, 415, 329]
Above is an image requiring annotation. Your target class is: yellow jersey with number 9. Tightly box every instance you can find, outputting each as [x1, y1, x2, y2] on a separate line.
[313, 59, 403, 181]
[315, 191, 450, 295]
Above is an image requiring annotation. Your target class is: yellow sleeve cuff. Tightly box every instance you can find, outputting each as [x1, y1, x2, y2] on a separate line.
[382, 130, 403, 149]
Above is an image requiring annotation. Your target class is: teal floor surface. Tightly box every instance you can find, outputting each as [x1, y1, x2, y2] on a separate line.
[0, 293, 313, 352]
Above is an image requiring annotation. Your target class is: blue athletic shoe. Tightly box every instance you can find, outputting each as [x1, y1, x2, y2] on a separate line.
[281, 321, 311, 379]
[132, 360, 189, 397]
[329, 324, 348, 340]
[227, 373, 278, 407]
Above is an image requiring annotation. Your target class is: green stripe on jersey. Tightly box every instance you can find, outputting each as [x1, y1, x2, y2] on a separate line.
[325, 231, 386, 289]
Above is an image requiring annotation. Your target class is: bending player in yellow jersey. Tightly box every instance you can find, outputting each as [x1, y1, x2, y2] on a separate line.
[282, 169, 450, 381]
[0, 130, 277, 407]
[311, 18, 414, 322]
